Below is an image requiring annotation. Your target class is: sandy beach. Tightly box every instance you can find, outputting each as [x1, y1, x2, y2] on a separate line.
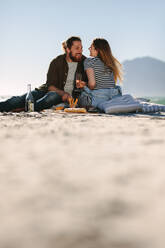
[0, 110, 165, 248]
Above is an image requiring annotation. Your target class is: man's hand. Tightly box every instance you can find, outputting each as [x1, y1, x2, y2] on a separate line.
[76, 80, 86, 89]
[48, 85, 57, 91]
[62, 93, 71, 102]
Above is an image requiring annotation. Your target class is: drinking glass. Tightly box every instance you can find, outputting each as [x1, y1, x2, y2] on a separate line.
[76, 73, 82, 88]
[76, 73, 82, 81]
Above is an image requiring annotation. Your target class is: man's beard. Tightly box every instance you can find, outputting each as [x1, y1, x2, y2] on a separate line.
[69, 52, 82, 62]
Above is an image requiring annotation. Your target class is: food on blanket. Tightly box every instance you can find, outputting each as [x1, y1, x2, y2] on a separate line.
[68, 97, 74, 108]
[54, 98, 79, 111]
[68, 98, 78, 108]
[74, 98, 78, 107]
[64, 108, 87, 113]
[55, 106, 64, 110]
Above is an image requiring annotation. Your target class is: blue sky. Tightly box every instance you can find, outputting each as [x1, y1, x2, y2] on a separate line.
[0, 0, 165, 95]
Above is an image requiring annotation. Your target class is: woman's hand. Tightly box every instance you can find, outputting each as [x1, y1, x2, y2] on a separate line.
[76, 80, 86, 89]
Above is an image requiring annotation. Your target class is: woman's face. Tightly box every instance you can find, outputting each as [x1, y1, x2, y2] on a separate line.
[89, 44, 98, 57]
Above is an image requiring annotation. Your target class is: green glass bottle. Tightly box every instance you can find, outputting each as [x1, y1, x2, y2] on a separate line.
[25, 84, 34, 112]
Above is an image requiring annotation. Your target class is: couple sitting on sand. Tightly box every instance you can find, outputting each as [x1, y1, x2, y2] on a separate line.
[0, 36, 123, 113]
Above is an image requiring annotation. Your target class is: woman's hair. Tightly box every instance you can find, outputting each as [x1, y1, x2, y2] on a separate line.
[93, 38, 123, 83]
[62, 36, 81, 53]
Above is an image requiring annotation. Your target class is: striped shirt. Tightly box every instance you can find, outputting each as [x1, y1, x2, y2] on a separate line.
[84, 57, 115, 89]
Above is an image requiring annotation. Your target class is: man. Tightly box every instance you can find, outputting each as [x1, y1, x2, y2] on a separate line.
[0, 36, 87, 112]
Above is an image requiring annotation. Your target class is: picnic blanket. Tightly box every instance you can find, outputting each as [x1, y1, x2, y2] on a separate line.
[97, 94, 165, 114]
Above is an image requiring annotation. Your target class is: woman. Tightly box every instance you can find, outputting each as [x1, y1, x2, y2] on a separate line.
[77, 38, 123, 109]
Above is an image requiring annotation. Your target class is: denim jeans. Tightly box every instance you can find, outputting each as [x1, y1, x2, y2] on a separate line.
[0, 90, 62, 112]
[79, 85, 122, 108]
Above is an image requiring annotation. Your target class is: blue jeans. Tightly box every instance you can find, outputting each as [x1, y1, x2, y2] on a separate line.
[0, 90, 62, 112]
[79, 86, 122, 108]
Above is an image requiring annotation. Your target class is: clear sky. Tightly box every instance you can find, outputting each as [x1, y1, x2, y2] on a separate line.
[0, 0, 165, 95]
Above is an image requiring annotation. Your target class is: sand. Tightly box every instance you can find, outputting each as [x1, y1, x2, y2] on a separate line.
[0, 110, 165, 248]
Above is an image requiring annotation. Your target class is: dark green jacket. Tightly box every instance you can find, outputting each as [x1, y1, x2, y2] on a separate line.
[38, 54, 88, 97]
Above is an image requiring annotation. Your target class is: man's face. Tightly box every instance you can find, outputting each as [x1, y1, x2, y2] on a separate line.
[67, 41, 83, 62]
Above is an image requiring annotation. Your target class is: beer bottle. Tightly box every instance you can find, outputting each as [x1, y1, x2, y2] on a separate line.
[25, 84, 34, 112]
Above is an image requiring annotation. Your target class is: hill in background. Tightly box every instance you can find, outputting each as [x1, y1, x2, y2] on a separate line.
[122, 57, 165, 97]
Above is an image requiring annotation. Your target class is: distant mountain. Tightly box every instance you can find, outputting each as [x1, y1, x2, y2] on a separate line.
[122, 57, 165, 97]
